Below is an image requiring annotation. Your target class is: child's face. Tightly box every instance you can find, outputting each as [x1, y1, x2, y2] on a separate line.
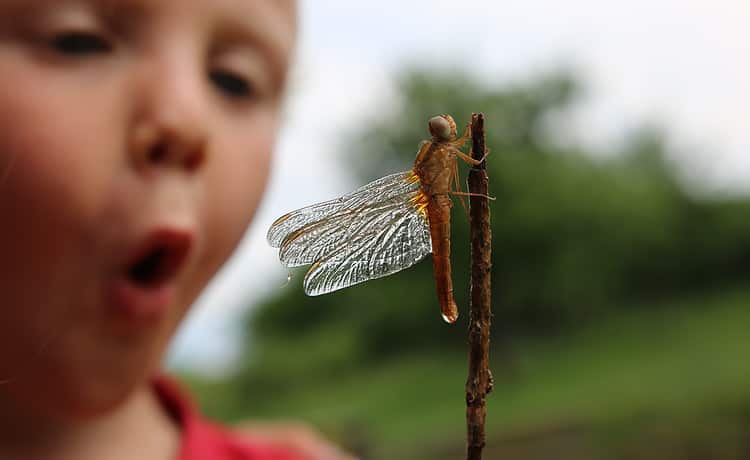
[0, 0, 295, 416]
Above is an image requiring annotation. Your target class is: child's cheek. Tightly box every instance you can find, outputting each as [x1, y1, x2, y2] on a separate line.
[194, 117, 276, 288]
[0, 105, 117, 271]
[0, 60, 122, 238]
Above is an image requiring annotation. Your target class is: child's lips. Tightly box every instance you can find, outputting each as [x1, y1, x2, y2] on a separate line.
[108, 227, 194, 322]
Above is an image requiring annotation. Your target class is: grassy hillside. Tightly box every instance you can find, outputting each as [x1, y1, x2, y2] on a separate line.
[184, 288, 750, 458]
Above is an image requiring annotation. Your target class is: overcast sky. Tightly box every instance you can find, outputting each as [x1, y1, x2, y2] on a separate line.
[167, 0, 750, 374]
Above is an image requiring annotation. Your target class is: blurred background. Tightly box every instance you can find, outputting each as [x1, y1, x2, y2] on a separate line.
[168, 1, 750, 458]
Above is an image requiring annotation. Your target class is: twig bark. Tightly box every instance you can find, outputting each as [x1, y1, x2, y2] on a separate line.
[466, 113, 493, 460]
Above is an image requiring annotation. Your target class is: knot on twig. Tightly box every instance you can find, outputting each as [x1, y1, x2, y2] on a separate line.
[474, 259, 491, 272]
[465, 390, 486, 406]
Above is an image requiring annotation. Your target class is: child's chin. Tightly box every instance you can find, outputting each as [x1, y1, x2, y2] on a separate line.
[6, 371, 138, 421]
[32, 338, 163, 419]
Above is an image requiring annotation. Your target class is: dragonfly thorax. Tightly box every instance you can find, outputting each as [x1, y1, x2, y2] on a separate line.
[414, 143, 455, 196]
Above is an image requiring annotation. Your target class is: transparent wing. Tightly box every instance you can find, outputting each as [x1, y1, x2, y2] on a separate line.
[267, 171, 418, 248]
[301, 191, 432, 296]
[278, 197, 405, 268]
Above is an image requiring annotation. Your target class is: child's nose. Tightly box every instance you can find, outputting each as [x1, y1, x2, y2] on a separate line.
[130, 120, 206, 173]
[129, 70, 208, 173]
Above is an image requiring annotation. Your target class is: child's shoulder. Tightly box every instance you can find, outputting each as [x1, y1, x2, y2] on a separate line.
[153, 376, 301, 460]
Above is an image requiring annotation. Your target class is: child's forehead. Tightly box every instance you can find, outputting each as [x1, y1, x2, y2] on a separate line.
[3, 0, 297, 39]
[109, 0, 297, 33]
[2, 0, 297, 66]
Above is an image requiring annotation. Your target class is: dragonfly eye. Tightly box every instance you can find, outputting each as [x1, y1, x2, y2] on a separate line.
[428, 115, 452, 141]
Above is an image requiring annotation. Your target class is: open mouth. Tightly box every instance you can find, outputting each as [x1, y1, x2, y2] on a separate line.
[107, 228, 195, 321]
[125, 230, 193, 287]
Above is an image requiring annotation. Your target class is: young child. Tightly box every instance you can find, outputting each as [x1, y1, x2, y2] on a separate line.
[0, 1, 352, 459]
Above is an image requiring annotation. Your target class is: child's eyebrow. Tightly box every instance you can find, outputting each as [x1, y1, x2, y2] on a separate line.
[215, 3, 296, 85]
[226, 3, 295, 56]
[102, 0, 295, 75]
[99, 0, 148, 22]
[0, 0, 57, 19]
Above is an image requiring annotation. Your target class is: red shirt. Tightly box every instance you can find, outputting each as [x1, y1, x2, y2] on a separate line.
[153, 376, 302, 460]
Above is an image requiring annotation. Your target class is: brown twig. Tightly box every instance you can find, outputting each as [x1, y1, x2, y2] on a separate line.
[465, 113, 493, 460]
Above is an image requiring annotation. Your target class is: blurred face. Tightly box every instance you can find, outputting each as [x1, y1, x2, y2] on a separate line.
[0, 0, 295, 417]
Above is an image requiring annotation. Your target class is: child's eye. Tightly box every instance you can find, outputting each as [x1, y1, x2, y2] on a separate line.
[210, 70, 255, 99]
[49, 31, 112, 56]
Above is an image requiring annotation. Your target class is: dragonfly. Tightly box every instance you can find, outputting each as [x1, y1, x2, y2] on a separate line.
[267, 114, 490, 323]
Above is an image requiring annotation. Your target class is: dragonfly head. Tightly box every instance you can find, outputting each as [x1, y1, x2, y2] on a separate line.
[428, 114, 457, 141]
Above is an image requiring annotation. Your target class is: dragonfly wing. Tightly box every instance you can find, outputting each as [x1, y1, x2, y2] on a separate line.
[302, 191, 432, 296]
[279, 198, 397, 268]
[267, 171, 419, 248]
[277, 174, 424, 267]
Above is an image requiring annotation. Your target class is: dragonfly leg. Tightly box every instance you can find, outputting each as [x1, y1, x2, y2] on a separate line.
[451, 158, 469, 217]
[448, 190, 496, 201]
[449, 122, 472, 148]
[456, 147, 490, 167]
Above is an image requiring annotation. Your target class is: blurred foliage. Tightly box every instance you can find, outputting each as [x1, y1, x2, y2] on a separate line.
[185, 68, 750, 458]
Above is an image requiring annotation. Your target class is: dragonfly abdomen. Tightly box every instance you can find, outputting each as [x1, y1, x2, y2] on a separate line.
[426, 193, 458, 323]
